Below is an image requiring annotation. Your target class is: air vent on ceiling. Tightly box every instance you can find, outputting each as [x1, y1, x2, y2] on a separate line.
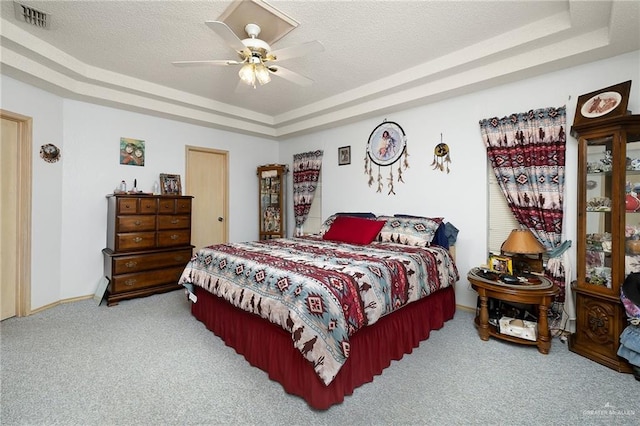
[14, 1, 51, 29]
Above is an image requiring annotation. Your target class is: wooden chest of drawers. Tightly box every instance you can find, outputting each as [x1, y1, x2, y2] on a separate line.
[102, 194, 193, 306]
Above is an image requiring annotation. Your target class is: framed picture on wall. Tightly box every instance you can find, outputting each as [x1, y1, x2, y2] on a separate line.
[573, 80, 632, 127]
[160, 173, 182, 195]
[338, 146, 351, 165]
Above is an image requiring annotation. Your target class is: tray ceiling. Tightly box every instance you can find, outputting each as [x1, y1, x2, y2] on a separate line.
[1, 0, 639, 138]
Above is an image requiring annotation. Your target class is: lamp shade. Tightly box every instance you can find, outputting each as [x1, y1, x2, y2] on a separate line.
[238, 63, 256, 86]
[501, 229, 546, 254]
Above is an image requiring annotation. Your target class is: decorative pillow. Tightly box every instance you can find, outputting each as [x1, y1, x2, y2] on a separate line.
[322, 216, 386, 245]
[376, 216, 441, 246]
[319, 212, 376, 236]
[394, 214, 443, 223]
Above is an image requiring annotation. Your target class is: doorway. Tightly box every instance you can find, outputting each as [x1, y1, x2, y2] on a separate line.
[185, 146, 229, 251]
[1, 110, 32, 320]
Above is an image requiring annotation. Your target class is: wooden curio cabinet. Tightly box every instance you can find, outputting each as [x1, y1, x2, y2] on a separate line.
[258, 164, 288, 239]
[570, 115, 640, 373]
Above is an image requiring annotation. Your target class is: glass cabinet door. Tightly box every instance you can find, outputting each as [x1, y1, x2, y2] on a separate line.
[258, 164, 287, 239]
[583, 135, 640, 292]
[260, 174, 281, 234]
[584, 141, 614, 289]
[624, 141, 640, 275]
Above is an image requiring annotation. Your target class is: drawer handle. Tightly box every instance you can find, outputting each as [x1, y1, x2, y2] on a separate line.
[133, 237, 143, 243]
[170, 234, 179, 240]
[174, 256, 185, 262]
[125, 261, 138, 268]
[124, 279, 137, 286]
[135, 220, 141, 226]
[171, 219, 179, 224]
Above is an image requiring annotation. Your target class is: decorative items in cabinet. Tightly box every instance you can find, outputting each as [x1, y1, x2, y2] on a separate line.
[570, 114, 640, 373]
[102, 194, 194, 306]
[258, 164, 288, 239]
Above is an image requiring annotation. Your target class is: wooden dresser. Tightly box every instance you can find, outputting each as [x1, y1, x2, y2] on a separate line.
[102, 194, 193, 306]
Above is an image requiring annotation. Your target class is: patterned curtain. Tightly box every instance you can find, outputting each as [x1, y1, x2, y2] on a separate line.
[293, 150, 323, 236]
[479, 106, 571, 324]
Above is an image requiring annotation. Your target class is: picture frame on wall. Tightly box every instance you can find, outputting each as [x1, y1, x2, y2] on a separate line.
[488, 254, 513, 275]
[119, 137, 145, 166]
[338, 146, 351, 166]
[160, 173, 182, 195]
[573, 80, 632, 127]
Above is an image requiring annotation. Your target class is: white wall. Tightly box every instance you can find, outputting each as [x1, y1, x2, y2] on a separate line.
[280, 50, 640, 309]
[1, 50, 638, 311]
[1, 77, 278, 308]
[1, 78, 64, 308]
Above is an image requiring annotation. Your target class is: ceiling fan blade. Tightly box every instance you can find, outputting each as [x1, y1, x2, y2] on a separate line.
[269, 66, 314, 86]
[205, 21, 250, 57]
[268, 40, 324, 62]
[172, 60, 242, 67]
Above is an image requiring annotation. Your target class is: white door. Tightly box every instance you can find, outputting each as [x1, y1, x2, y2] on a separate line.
[185, 146, 228, 251]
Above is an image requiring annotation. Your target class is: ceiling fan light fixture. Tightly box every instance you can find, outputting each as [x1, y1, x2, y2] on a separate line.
[255, 64, 271, 85]
[238, 63, 256, 86]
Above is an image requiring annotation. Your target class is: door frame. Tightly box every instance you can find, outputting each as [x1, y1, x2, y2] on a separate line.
[1, 109, 32, 317]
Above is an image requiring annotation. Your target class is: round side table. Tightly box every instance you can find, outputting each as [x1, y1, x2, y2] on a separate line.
[467, 267, 559, 354]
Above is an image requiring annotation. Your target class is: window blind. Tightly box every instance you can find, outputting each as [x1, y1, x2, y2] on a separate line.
[488, 164, 519, 253]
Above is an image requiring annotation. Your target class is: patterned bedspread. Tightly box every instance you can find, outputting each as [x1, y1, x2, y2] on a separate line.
[179, 236, 459, 385]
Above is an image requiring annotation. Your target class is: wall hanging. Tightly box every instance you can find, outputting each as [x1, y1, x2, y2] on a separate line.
[120, 137, 145, 166]
[364, 120, 409, 194]
[431, 133, 451, 173]
[39, 144, 60, 163]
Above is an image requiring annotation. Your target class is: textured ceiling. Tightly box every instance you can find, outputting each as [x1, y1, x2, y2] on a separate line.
[1, 0, 639, 138]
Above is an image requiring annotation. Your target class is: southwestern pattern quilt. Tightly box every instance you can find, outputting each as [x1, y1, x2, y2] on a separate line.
[179, 236, 459, 385]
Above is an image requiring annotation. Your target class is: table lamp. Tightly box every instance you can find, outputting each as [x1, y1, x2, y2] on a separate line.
[501, 229, 546, 276]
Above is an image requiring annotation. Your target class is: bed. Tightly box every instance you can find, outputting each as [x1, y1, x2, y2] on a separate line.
[179, 214, 459, 409]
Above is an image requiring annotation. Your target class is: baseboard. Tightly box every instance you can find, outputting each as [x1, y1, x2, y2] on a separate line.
[29, 294, 94, 315]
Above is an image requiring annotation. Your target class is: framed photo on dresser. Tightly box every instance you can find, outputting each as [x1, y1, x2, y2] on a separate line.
[160, 173, 182, 195]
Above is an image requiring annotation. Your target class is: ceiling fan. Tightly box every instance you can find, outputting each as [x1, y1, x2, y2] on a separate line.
[172, 21, 324, 88]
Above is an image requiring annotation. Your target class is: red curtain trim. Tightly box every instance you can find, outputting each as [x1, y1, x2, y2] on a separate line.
[191, 285, 456, 410]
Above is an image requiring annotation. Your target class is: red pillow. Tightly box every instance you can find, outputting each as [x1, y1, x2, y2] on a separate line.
[322, 216, 386, 245]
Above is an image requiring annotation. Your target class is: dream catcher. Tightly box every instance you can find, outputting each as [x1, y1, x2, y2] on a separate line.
[431, 134, 451, 173]
[364, 120, 409, 195]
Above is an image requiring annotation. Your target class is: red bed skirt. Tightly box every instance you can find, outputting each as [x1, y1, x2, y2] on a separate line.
[191, 285, 456, 410]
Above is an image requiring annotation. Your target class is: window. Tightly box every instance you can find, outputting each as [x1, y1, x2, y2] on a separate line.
[488, 163, 519, 254]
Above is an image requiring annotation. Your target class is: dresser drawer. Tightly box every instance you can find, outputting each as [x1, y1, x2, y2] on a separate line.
[157, 230, 191, 247]
[175, 198, 192, 213]
[115, 232, 156, 251]
[112, 249, 192, 274]
[111, 266, 185, 293]
[157, 215, 190, 230]
[159, 198, 192, 214]
[117, 215, 156, 232]
[117, 197, 157, 214]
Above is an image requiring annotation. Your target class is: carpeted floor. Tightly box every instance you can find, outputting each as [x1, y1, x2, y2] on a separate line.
[1, 289, 637, 425]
